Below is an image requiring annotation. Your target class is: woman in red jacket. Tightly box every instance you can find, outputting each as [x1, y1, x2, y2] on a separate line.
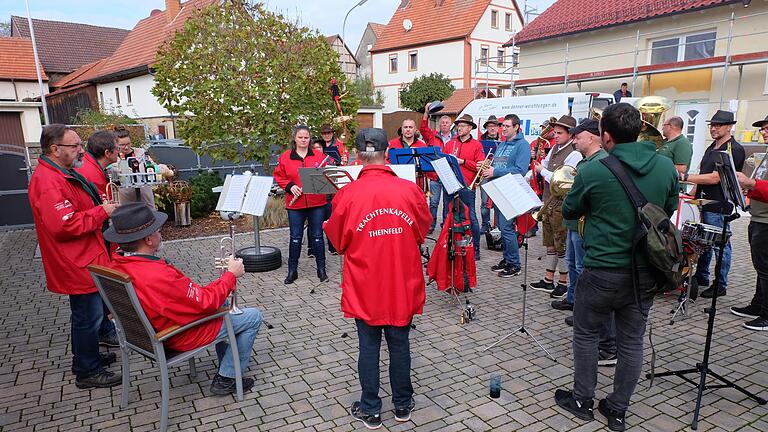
[273, 126, 329, 284]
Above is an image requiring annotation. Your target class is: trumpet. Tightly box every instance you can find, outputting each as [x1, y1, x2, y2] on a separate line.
[469, 150, 494, 189]
[215, 222, 243, 315]
[105, 181, 120, 205]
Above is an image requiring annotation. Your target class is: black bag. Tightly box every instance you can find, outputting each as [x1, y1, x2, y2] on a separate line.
[601, 156, 685, 294]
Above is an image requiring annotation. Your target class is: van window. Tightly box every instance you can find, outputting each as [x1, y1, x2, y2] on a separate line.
[592, 98, 612, 111]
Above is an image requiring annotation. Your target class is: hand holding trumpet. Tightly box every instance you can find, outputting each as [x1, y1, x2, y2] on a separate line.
[226, 255, 245, 278]
[736, 171, 756, 191]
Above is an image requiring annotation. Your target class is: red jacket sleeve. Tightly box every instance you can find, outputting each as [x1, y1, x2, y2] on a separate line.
[155, 267, 237, 321]
[748, 179, 768, 203]
[412, 187, 432, 244]
[463, 142, 484, 175]
[34, 186, 108, 242]
[420, 119, 436, 146]
[273, 153, 291, 190]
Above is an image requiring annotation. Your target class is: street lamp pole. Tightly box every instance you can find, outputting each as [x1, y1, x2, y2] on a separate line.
[342, 0, 368, 47]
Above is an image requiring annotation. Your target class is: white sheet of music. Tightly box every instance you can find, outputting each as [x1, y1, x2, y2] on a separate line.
[481, 173, 542, 220]
[432, 157, 463, 194]
[240, 176, 273, 216]
[215, 174, 250, 212]
[336, 165, 417, 184]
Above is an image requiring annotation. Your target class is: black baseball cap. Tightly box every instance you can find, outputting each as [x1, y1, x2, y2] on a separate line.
[355, 128, 389, 152]
[569, 119, 600, 136]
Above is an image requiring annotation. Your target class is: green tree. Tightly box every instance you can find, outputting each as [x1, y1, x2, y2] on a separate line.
[0, 21, 10, 37]
[399, 73, 455, 112]
[152, 1, 359, 167]
[348, 75, 383, 106]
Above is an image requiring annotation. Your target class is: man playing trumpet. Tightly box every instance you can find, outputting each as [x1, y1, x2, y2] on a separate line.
[107, 203, 263, 396]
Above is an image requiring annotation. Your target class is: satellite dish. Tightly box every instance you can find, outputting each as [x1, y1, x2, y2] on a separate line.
[403, 19, 413, 31]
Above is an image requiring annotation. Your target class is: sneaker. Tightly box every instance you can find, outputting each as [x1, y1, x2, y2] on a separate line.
[550, 283, 568, 299]
[210, 374, 255, 396]
[565, 316, 574, 327]
[531, 279, 555, 293]
[491, 259, 507, 272]
[100, 352, 117, 367]
[597, 351, 618, 367]
[743, 317, 768, 331]
[75, 370, 121, 389]
[350, 401, 382, 430]
[597, 399, 626, 431]
[317, 268, 329, 282]
[731, 304, 761, 319]
[499, 264, 522, 278]
[307, 249, 314, 258]
[329, 250, 339, 256]
[394, 398, 415, 422]
[551, 299, 574, 311]
[99, 333, 120, 348]
[554, 389, 594, 421]
[700, 285, 726, 298]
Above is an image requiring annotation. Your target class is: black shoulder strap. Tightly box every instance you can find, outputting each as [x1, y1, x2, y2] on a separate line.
[600, 155, 648, 211]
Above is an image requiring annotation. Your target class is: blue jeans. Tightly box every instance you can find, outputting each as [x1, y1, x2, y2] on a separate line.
[573, 268, 654, 412]
[480, 186, 491, 231]
[565, 230, 584, 304]
[429, 180, 443, 230]
[287, 206, 326, 272]
[69, 292, 107, 378]
[323, 202, 336, 253]
[695, 211, 731, 288]
[495, 204, 520, 267]
[215, 308, 262, 378]
[445, 188, 480, 254]
[356, 319, 413, 415]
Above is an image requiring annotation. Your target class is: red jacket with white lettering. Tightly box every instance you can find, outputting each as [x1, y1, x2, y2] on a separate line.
[76, 152, 109, 202]
[109, 253, 236, 351]
[28, 156, 110, 295]
[273, 148, 328, 210]
[749, 179, 768, 203]
[443, 136, 485, 185]
[324, 165, 432, 326]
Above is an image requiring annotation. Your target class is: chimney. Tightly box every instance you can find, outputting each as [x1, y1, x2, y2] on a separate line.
[165, 0, 181, 22]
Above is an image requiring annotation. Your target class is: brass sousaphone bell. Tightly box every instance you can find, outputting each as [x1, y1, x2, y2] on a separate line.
[532, 165, 577, 221]
[636, 96, 672, 149]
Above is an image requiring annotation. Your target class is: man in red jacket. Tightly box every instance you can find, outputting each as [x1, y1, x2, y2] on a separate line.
[106, 203, 263, 395]
[28, 124, 121, 389]
[76, 130, 118, 202]
[325, 128, 431, 429]
[420, 104, 454, 233]
[443, 114, 485, 259]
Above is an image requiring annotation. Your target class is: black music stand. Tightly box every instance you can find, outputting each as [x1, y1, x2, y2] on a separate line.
[389, 147, 444, 176]
[648, 153, 765, 430]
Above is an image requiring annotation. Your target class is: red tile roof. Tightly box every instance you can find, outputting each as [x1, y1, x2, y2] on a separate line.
[0, 37, 47, 81]
[441, 87, 495, 114]
[93, 0, 217, 81]
[372, 0, 523, 53]
[52, 58, 109, 89]
[512, 0, 737, 45]
[10, 16, 129, 74]
[369, 22, 386, 39]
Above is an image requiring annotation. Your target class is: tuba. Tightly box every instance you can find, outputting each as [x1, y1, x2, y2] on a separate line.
[533, 165, 577, 221]
[636, 96, 672, 149]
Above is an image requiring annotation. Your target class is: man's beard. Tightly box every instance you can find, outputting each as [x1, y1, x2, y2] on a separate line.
[71, 158, 84, 169]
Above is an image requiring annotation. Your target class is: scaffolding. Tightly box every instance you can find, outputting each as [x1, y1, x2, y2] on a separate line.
[473, 8, 768, 109]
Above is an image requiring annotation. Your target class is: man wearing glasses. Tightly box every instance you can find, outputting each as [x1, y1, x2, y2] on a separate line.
[683, 110, 745, 298]
[658, 116, 693, 175]
[28, 124, 121, 389]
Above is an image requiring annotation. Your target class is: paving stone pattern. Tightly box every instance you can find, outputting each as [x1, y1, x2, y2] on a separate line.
[1, 217, 766, 431]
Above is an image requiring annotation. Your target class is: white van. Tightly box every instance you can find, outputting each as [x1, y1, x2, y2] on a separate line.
[458, 92, 615, 142]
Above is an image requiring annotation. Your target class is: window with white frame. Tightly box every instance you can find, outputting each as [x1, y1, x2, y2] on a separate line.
[491, 10, 498, 29]
[126, 85, 132, 104]
[389, 53, 398, 73]
[505, 12, 513, 31]
[650, 31, 716, 65]
[497, 48, 505, 67]
[114, 88, 120, 105]
[408, 51, 418, 71]
[480, 45, 489, 66]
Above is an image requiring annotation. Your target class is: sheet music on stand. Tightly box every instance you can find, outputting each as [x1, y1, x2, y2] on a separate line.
[481, 173, 542, 220]
[432, 157, 463, 194]
[716, 151, 748, 212]
[335, 165, 417, 184]
[215, 174, 273, 216]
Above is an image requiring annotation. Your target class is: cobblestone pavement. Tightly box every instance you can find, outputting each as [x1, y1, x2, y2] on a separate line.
[1, 216, 767, 431]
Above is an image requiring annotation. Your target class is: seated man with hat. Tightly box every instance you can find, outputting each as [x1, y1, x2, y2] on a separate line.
[105, 203, 263, 396]
[684, 109, 745, 299]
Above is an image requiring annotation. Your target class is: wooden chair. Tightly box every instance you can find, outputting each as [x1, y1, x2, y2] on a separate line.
[88, 265, 244, 432]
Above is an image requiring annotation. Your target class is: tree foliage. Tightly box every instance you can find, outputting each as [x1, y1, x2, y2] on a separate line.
[152, 1, 359, 165]
[348, 75, 383, 107]
[0, 21, 10, 37]
[399, 73, 455, 112]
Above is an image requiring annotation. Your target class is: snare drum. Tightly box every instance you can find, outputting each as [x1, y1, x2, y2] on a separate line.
[681, 221, 699, 241]
[695, 223, 724, 246]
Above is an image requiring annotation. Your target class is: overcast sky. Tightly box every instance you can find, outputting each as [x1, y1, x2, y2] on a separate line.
[4, 0, 555, 52]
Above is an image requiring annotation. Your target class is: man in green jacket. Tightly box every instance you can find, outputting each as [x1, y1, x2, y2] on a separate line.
[554, 103, 678, 431]
[659, 116, 693, 175]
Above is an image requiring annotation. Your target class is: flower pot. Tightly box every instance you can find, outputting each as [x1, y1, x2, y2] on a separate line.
[174, 201, 191, 226]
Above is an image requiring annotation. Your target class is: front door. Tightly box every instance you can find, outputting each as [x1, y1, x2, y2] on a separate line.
[674, 102, 709, 172]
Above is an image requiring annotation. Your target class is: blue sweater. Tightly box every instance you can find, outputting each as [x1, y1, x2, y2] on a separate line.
[491, 133, 530, 178]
